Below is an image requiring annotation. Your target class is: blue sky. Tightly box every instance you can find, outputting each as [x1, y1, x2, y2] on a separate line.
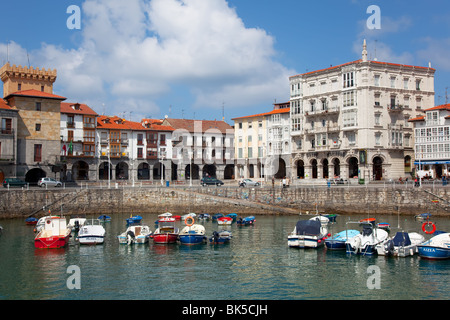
[1, 0, 449, 124]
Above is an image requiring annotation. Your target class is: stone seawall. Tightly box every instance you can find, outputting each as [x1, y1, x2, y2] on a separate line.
[0, 186, 449, 219]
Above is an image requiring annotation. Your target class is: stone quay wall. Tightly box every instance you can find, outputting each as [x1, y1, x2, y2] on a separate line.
[0, 185, 449, 219]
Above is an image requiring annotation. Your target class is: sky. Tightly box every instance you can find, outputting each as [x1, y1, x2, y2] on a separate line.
[0, 0, 449, 125]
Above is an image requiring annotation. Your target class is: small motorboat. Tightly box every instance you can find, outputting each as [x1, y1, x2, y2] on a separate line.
[212, 213, 224, 221]
[376, 222, 391, 233]
[217, 216, 233, 225]
[324, 214, 338, 223]
[98, 215, 111, 222]
[198, 213, 211, 220]
[68, 214, 87, 232]
[118, 225, 152, 245]
[359, 217, 376, 226]
[210, 230, 232, 244]
[179, 224, 207, 245]
[288, 217, 328, 248]
[225, 213, 238, 221]
[25, 217, 38, 225]
[325, 230, 360, 250]
[152, 217, 180, 244]
[34, 216, 71, 249]
[376, 231, 425, 257]
[181, 213, 196, 222]
[77, 219, 106, 245]
[417, 233, 450, 260]
[34, 215, 62, 233]
[126, 215, 142, 225]
[345, 223, 388, 255]
[237, 216, 255, 226]
[415, 213, 432, 221]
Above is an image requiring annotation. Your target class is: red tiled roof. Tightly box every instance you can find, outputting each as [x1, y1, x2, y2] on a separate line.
[0, 99, 12, 110]
[97, 115, 174, 132]
[424, 104, 450, 112]
[162, 118, 233, 133]
[231, 107, 290, 121]
[408, 115, 425, 122]
[61, 102, 98, 116]
[5, 89, 66, 100]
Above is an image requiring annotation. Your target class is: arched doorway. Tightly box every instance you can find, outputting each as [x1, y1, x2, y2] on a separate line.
[275, 158, 286, 179]
[185, 164, 199, 180]
[116, 162, 129, 180]
[348, 157, 359, 178]
[296, 160, 305, 179]
[333, 158, 340, 177]
[138, 163, 150, 180]
[203, 164, 217, 178]
[171, 162, 178, 181]
[99, 162, 112, 180]
[224, 164, 235, 180]
[25, 168, 46, 185]
[73, 161, 89, 180]
[373, 156, 383, 180]
[311, 159, 318, 179]
[322, 159, 329, 179]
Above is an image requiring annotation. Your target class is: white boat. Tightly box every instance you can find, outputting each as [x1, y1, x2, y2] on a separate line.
[288, 217, 329, 248]
[77, 219, 106, 245]
[34, 215, 61, 233]
[217, 216, 233, 225]
[34, 216, 71, 249]
[181, 213, 196, 222]
[118, 225, 152, 245]
[179, 224, 207, 245]
[417, 233, 450, 260]
[345, 223, 388, 255]
[68, 214, 87, 232]
[376, 231, 425, 257]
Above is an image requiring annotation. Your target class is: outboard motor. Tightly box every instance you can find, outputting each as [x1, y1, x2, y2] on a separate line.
[126, 230, 136, 245]
[212, 231, 219, 243]
[384, 240, 395, 256]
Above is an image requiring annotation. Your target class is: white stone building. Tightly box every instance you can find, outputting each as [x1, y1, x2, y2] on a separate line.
[289, 40, 436, 182]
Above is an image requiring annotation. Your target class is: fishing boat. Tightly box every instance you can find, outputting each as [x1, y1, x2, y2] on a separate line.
[34, 215, 61, 233]
[376, 231, 425, 257]
[152, 217, 179, 244]
[179, 223, 207, 245]
[415, 213, 432, 221]
[345, 223, 388, 255]
[417, 233, 450, 260]
[288, 217, 329, 248]
[77, 219, 106, 245]
[198, 213, 211, 220]
[118, 225, 152, 245]
[126, 215, 142, 225]
[325, 230, 360, 250]
[98, 215, 111, 222]
[25, 217, 38, 225]
[217, 216, 233, 225]
[68, 214, 87, 232]
[209, 230, 232, 244]
[237, 216, 255, 226]
[34, 216, 71, 249]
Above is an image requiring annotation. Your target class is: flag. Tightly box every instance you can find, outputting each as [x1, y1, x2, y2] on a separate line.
[62, 144, 66, 155]
[68, 141, 73, 153]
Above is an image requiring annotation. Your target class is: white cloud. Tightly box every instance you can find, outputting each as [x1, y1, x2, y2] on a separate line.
[0, 0, 292, 120]
[417, 37, 450, 72]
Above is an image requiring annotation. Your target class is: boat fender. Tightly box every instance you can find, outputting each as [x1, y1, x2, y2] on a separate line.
[185, 216, 195, 227]
[422, 222, 436, 234]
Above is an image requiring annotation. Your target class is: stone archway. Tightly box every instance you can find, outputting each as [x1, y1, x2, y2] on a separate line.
[274, 158, 286, 179]
[348, 157, 359, 178]
[99, 162, 112, 180]
[373, 156, 383, 180]
[296, 159, 305, 179]
[332, 158, 341, 177]
[138, 162, 150, 180]
[25, 168, 46, 185]
[322, 159, 329, 179]
[116, 162, 129, 180]
[203, 164, 217, 178]
[224, 164, 234, 180]
[72, 161, 89, 180]
[311, 159, 318, 179]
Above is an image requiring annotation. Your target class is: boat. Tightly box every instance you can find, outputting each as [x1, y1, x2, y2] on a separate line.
[237, 216, 255, 226]
[325, 230, 360, 250]
[198, 213, 211, 220]
[209, 230, 232, 244]
[345, 223, 389, 255]
[118, 225, 152, 245]
[68, 214, 87, 232]
[359, 217, 376, 226]
[25, 217, 38, 225]
[288, 217, 329, 248]
[126, 215, 142, 225]
[77, 219, 106, 245]
[98, 215, 111, 222]
[324, 214, 338, 223]
[415, 213, 432, 221]
[34, 216, 71, 249]
[225, 213, 238, 221]
[179, 224, 207, 245]
[376, 222, 391, 232]
[181, 213, 196, 222]
[34, 215, 61, 233]
[152, 217, 180, 244]
[376, 231, 425, 257]
[217, 216, 233, 225]
[417, 233, 450, 260]
[212, 213, 224, 221]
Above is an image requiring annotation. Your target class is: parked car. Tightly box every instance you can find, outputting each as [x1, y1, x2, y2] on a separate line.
[239, 179, 260, 187]
[38, 177, 62, 188]
[3, 178, 27, 188]
[201, 177, 224, 186]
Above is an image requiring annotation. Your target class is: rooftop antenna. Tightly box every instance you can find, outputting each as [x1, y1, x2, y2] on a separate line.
[222, 101, 225, 121]
[374, 39, 378, 61]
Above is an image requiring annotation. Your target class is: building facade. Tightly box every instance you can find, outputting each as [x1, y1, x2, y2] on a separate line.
[0, 99, 19, 182]
[410, 104, 450, 179]
[289, 40, 435, 182]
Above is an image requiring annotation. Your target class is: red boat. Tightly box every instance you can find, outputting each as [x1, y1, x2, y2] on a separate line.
[152, 217, 179, 244]
[34, 216, 71, 249]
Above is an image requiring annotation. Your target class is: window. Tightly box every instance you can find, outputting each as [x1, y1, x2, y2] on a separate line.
[35, 123, 41, 131]
[137, 133, 143, 145]
[84, 130, 95, 143]
[343, 72, 355, 88]
[374, 74, 380, 86]
[1, 118, 12, 134]
[160, 134, 166, 145]
[343, 110, 357, 128]
[248, 147, 253, 158]
[416, 79, 421, 90]
[248, 122, 252, 129]
[403, 78, 409, 89]
[343, 90, 356, 107]
[34, 144, 42, 162]
[375, 133, 381, 146]
[390, 76, 396, 88]
[374, 93, 380, 106]
[374, 113, 381, 126]
[18, 83, 22, 91]
[137, 148, 143, 158]
[238, 148, 243, 158]
[258, 121, 263, 128]
[258, 147, 263, 157]
[238, 123, 242, 129]
[291, 118, 301, 131]
[35, 102, 41, 111]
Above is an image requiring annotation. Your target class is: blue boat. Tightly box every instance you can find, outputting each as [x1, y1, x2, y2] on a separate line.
[325, 230, 360, 250]
[212, 213, 224, 221]
[126, 215, 142, 225]
[178, 224, 207, 245]
[417, 233, 450, 260]
[25, 217, 38, 225]
[415, 213, 432, 221]
[237, 216, 255, 226]
[209, 230, 232, 244]
[98, 215, 111, 222]
[324, 214, 338, 223]
[225, 213, 238, 221]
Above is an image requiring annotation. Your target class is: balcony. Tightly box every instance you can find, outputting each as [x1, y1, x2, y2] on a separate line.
[66, 122, 75, 128]
[387, 104, 403, 112]
[0, 128, 14, 135]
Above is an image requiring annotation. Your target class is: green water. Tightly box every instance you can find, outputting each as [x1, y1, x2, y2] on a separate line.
[0, 213, 448, 300]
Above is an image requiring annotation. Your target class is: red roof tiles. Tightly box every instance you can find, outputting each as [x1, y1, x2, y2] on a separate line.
[231, 107, 290, 121]
[61, 102, 98, 116]
[5, 89, 66, 100]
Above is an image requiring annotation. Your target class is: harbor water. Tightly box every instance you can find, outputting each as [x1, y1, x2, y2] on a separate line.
[0, 213, 449, 300]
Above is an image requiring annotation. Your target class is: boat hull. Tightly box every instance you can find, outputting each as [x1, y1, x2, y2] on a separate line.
[345, 243, 378, 255]
[153, 233, 178, 244]
[417, 246, 450, 260]
[325, 240, 346, 250]
[35, 234, 70, 249]
[288, 235, 324, 248]
[179, 234, 206, 245]
[78, 235, 105, 245]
